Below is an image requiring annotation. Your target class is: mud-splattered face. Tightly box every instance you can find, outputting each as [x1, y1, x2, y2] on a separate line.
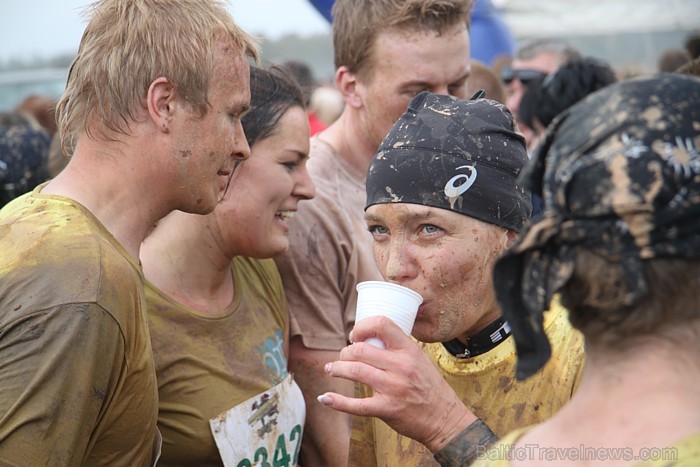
[213, 106, 314, 258]
[354, 24, 471, 152]
[365, 202, 509, 343]
[170, 41, 251, 215]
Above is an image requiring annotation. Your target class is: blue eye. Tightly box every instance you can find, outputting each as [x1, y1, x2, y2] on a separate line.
[368, 225, 388, 235]
[422, 224, 439, 234]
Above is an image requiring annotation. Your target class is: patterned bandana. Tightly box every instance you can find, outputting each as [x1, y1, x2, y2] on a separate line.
[494, 73, 700, 380]
[365, 92, 531, 232]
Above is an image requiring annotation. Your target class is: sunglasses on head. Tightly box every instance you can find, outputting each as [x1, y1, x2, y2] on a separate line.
[501, 68, 548, 86]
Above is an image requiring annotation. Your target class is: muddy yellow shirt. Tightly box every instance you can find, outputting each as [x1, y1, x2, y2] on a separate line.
[0, 189, 159, 466]
[350, 302, 585, 467]
[147, 256, 304, 466]
[472, 428, 700, 466]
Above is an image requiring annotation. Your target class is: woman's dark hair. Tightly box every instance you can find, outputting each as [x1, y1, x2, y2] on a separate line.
[242, 65, 306, 148]
[518, 57, 616, 131]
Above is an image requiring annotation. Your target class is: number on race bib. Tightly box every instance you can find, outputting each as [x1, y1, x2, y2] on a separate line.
[254, 447, 271, 467]
[235, 425, 303, 467]
[273, 434, 291, 467]
[290, 424, 302, 465]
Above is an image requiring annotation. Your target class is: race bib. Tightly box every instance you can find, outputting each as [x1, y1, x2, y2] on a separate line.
[209, 374, 306, 466]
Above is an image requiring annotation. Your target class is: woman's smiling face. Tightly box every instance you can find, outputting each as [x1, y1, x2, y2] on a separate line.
[214, 106, 314, 259]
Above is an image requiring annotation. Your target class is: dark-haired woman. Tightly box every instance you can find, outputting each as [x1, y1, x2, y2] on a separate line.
[140, 66, 315, 466]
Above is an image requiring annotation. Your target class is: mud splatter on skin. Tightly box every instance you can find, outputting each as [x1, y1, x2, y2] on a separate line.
[420, 219, 504, 342]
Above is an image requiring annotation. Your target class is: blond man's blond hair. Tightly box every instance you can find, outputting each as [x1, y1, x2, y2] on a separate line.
[57, 0, 259, 153]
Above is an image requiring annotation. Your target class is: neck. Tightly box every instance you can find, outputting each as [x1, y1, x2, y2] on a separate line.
[322, 109, 378, 174]
[517, 337, 700, 463]
[42, 143, 174, 259]
[140, 210, 234, 315]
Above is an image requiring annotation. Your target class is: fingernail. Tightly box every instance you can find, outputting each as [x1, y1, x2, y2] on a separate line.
[324, 362, 332, 373]
[317, 394, 333, 405]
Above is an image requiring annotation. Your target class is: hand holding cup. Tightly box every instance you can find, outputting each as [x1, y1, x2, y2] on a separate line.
[354, 281, 423, 349]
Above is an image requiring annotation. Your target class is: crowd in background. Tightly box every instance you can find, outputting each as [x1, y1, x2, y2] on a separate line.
[2, 29, 699, 208]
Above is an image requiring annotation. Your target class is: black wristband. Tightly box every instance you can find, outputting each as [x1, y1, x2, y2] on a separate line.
[433, 419, 498, 467]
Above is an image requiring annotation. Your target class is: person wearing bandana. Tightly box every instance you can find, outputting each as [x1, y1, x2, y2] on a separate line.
[471, 73, 700, 466]
[317, 92, 585, 466]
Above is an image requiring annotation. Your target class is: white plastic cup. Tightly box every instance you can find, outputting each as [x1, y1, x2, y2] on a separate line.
[354, 281, 424, 348]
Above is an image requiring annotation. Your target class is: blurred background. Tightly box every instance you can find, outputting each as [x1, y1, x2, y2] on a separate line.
[0, 0, 698, 111]
[1, 0, 697, 206]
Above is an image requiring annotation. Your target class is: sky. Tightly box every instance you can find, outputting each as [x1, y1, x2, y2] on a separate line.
[0, 0, 331, 63]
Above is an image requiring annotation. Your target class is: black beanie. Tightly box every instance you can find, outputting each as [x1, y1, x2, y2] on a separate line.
[365, 92, 531, 232]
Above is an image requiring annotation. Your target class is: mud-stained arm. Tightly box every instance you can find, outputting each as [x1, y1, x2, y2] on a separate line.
[432, 419, 498, 467]
[288, 336, 353, 467]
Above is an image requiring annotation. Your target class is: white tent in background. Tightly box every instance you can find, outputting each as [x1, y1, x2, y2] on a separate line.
[497, 0, 698, 37]
[494, 0, 700, 73]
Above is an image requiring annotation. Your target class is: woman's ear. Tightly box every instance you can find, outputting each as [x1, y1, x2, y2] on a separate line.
[500, 228, 518, 249]
[506, 230, 518, 248]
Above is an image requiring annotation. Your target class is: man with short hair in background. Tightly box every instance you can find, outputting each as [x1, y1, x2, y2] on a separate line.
[274, 0, 472, 464]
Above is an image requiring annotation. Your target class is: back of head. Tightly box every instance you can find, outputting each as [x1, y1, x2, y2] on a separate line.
[15, 95, 57, 136]
[515, 38, 581, 65]
[685, 31, 700, 59]
[57, 0, 258, 154]
[518, 57, 617, 130]
[310, 86, 345, 126]
[676, 56, 700, 76]
[331, 0, 471, 79]
[242, 66, 306, 148]
[0, 124, 51, 205]
[0, 112, 32, 130]
[280, 60, 317, 105]
[657, 47, 691, 73]
[466, 59, 506, 104]
[494, 74, 700, 379]
[365, 92, 531, 233]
